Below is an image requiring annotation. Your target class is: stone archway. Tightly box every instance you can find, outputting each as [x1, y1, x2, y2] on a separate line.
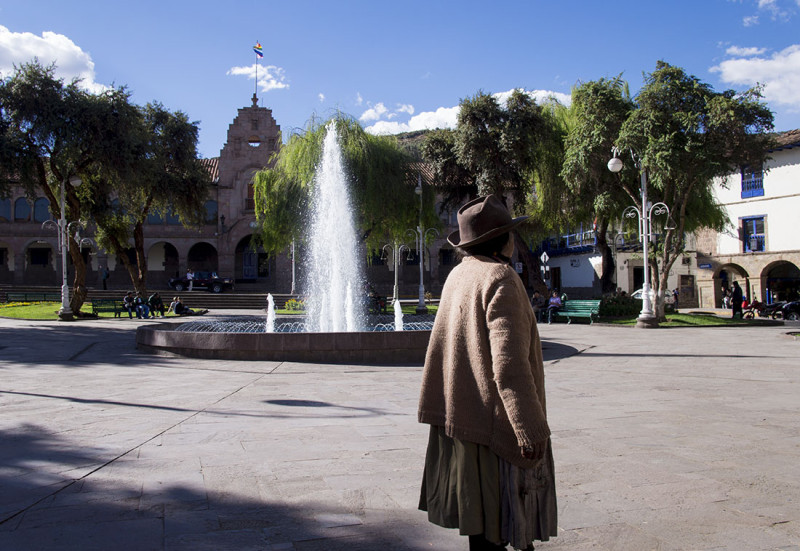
[762, 260, 800, 304]
[713, 263, 750, 308]
[234, 235, 271, 282]
[187, 242, 219, 273]
[147, 241, 180, 287]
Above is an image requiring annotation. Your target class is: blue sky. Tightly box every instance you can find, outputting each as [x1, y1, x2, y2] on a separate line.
[1, 0, 799, 159]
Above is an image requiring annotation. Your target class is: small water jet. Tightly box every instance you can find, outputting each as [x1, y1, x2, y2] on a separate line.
[394, 299, 404, 332]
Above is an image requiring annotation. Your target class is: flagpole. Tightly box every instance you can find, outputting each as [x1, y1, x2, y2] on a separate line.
[254, 40, 258, 100]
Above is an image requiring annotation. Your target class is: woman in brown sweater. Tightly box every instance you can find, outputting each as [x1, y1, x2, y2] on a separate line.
[418, 195, 557, 551]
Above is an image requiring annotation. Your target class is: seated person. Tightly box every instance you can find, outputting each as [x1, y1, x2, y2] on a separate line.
[546, 290, 562, 323]
[148, 292, 166, 317]
[530, 290, 546, 322]
[134, 292, 151, 319]
[170, 297, 208, 316]
[123, 291, 135, 318]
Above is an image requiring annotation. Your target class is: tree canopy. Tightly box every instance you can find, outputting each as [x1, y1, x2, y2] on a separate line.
[0, 60, 209, 307]
[614, 61, 774, 315]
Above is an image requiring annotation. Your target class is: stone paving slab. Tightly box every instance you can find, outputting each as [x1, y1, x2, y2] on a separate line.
[0, 313, 798, 550]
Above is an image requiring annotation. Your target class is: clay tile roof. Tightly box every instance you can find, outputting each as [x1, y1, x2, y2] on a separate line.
[199, 157, 220, 183]
[771, 129, 800, 151]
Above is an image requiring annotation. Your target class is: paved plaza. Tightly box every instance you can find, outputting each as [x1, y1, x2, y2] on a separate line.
[0, 313, 798, 550]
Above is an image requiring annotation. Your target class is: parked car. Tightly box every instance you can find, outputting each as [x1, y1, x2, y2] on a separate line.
[778, 300, 800, 321]
[630, 288, 667, 302]
[168, 271, 234, 293]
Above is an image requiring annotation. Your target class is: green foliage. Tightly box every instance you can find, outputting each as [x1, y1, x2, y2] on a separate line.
[284, 298, 305, 311]
[253, 115, 434, 255]
[599, 295, 642, 317]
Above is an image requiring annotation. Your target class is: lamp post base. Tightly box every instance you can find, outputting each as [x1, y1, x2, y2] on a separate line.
[635, 315, 659, 328]
[58, 309, 75, 322]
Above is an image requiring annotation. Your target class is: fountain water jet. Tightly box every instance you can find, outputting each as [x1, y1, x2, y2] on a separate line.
[305, 122, 365, 333]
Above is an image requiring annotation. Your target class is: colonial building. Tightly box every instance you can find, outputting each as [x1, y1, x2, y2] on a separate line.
[0, 96, 460, 298]
[695, 129, 800, 307]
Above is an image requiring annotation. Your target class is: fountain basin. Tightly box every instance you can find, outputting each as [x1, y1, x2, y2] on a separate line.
[136, 322, 432, 365]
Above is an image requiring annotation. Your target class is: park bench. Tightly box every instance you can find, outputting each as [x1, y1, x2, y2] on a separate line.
[554, 299, 601, 324]
[91, 299, 126, 317]
[5, 292, 62, 302]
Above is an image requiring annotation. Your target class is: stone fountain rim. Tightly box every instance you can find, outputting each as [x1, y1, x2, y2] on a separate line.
[135, 320, 432, 365]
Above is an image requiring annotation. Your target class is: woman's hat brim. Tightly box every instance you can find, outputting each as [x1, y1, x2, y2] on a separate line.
[448, 215, 528, 248]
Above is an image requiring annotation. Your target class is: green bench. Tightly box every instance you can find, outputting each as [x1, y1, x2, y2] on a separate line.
[91, 299, 126, 317]
[5, 292, 62, 302]
[554, 299, 601, 324]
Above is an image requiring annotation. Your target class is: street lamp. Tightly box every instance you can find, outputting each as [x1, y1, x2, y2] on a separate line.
[382, 241, 412, 303]
[410, 173, 439, 314]
[42, 175, 82, 321]
[608, 149, 670, 328]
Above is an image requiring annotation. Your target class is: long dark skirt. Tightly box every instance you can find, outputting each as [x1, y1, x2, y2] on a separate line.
[419, 425, 557, 550]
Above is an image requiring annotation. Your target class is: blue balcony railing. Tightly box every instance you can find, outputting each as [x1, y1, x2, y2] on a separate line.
[741, 176, 764, 198]
[744, 233, 765, 252]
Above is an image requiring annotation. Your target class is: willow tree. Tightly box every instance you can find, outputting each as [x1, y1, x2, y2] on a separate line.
[561, 77, 636, 294]
[614, 61, 774, 317]
[252, 116, 435, 260]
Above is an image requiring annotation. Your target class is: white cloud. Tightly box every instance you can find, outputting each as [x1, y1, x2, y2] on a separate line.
[366, 106, 460, 134]
[743, 14, 760, 25]
[318, 93, 325, 102]
[726, 45, 767, 56]
[364, 88, 570, 135]
[356, 92, 363, 105]
[397, 103, 415, 115]
[358, 102, 388, 122]
[0, 25, 107, 93]
[711, 44, 800, 110]
[226, 64, 289, 92]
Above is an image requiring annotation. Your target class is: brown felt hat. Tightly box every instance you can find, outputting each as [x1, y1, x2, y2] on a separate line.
[447, 195, 528, 248]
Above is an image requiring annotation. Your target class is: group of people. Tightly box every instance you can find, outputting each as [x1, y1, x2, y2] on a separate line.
[122, 292, 208, 318]
[529, 289, 565, 324]
[722, 281, 746, 319]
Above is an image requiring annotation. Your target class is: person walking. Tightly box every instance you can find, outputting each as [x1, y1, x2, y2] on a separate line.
[418, 195, 556, 551]
[731, 281, 744, 319]
[187, 269, 194, 291]
[101, 266, 109, 290]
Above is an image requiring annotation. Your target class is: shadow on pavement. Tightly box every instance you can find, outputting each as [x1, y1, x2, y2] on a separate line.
[0, 425, 427, 550]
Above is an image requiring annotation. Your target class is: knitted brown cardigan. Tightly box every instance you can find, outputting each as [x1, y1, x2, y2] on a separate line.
[418, 255, 550, 469]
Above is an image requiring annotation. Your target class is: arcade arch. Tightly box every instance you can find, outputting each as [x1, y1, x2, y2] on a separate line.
[762, 260, 800, 303]
[187, 242, 218, 273]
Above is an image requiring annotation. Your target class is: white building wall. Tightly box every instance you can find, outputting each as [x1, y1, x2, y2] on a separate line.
[714, 147, 800, 255]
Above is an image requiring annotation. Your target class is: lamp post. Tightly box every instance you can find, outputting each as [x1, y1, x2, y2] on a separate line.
[608, 149, 670, 328]
[410, 173, 439, 314]
[43, 175, 82, 321]
[382, 241, 411, 303]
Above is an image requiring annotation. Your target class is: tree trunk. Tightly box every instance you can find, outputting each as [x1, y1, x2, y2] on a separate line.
[595, 218, 616, 295]
[68, 236, 89, 315]
[512, 230, 547, 294]
[132, 221, 148, 295]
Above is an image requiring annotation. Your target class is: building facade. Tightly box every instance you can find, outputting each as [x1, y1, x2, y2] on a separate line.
[0, 96, 462, 298]
[695, 129, 800, 307]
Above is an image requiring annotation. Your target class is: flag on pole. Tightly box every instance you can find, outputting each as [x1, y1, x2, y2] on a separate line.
[253, 42, 264, 58]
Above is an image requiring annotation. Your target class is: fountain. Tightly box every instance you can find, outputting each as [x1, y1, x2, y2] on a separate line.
[136, 121, 433, 364]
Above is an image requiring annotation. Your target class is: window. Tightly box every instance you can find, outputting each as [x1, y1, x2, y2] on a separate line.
[204, 200, 218, 225]
[33, 197, 51, 222]
[741, 165, 764, 198]
[440, 248, 456, 266]
[147, 210, 164, 224]
[14, 198, 31, 221]
[29, 248, 50, 266]
[0, 199, 10, 222]
[742, 216, 765, 252]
